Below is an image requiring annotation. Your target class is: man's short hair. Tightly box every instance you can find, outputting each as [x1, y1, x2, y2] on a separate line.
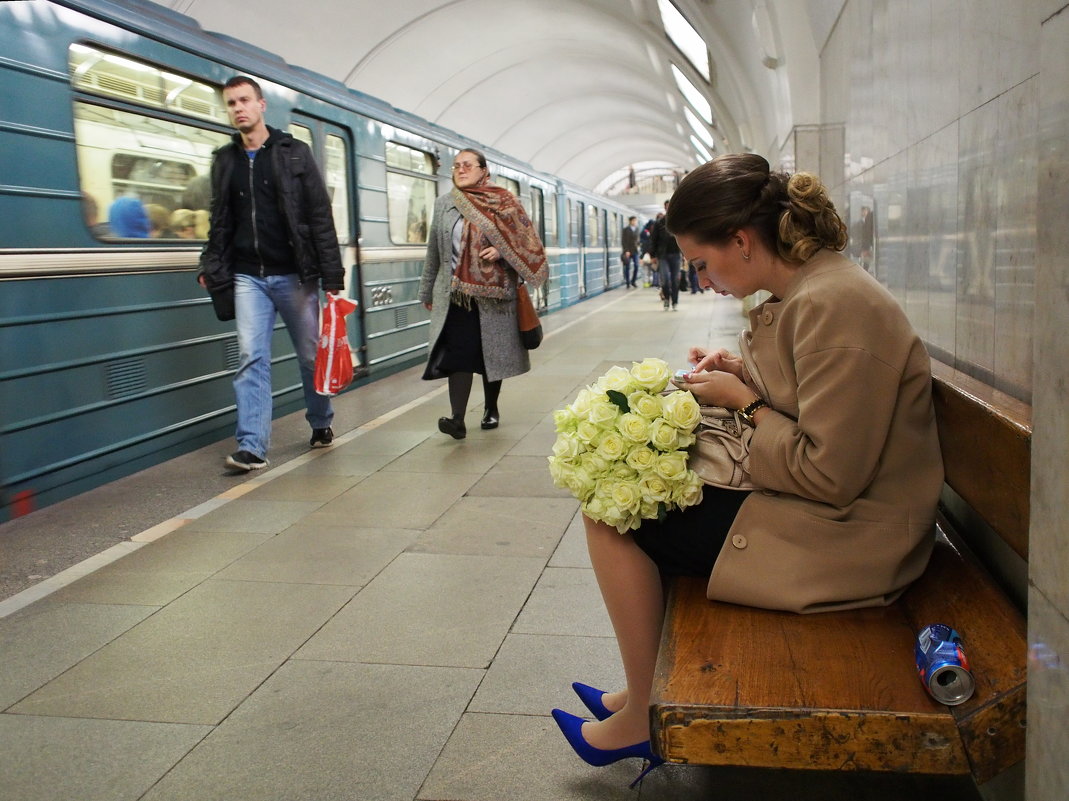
[223, 75, 263, 99]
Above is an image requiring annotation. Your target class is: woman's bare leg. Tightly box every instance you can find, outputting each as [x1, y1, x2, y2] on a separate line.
[580, 514, 664, 749]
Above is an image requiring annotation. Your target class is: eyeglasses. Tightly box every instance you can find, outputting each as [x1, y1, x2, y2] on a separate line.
[452, 161, 482, 171]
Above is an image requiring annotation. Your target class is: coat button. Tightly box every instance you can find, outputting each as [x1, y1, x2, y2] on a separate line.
[731, 534, 748, 549]
[761, 309, 774, 325]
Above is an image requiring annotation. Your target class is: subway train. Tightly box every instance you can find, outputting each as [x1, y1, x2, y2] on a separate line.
[0, 0, 638, 521]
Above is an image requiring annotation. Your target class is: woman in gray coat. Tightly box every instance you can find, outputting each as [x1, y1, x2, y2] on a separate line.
[419, 148, 547, 438]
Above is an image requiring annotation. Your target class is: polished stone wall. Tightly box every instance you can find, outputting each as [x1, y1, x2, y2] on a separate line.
[819, 0, 1041, 402]
[816, 2, 1068, 799]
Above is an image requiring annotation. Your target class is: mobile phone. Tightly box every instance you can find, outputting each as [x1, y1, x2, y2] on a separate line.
[672, 369, 690, 385]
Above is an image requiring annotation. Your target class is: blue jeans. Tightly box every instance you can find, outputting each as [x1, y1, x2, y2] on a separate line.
[233, 274, 332, 458]
[659, 254, 681, 306]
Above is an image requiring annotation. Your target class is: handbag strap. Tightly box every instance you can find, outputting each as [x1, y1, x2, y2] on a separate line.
[738, 329, 768, 401]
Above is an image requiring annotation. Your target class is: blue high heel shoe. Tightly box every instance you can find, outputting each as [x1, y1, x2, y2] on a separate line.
[571, 681, 612, 721]
[550, 708, 665, 788]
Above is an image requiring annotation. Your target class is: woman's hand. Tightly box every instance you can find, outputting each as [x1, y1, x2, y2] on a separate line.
[423, 302, 433, 311]
[691, 348, 744, 379]
[683, 369, 757, 410]
[480, 245, 501, 262]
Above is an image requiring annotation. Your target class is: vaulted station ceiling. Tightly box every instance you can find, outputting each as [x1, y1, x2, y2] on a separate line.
[164, 0, 838, 193]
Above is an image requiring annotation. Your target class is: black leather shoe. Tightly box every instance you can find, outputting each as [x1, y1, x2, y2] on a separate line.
[481, 410, 499, 430]
[438, 416, 466, 439]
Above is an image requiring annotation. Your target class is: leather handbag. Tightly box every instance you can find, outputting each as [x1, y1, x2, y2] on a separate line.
[516, 283, 543, 349]
[689, 406, 755, 489]
[208, 283, 235, 322]
[686, 331, 767, 490]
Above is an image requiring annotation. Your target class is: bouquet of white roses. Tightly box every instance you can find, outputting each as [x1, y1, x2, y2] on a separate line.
[548, 357, 705, 533]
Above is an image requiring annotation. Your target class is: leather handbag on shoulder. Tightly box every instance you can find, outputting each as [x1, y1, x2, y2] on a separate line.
[516, 283, 543, 350]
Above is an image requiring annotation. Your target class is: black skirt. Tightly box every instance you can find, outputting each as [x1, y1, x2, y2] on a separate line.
[423, 300, 486, 379]
[631, 487, 750, 577]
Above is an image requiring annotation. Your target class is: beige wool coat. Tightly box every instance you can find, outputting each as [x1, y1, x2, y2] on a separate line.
[708, 249, 944, 613]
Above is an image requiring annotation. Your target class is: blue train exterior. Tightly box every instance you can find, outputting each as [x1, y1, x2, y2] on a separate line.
[0, 0, 636, 521]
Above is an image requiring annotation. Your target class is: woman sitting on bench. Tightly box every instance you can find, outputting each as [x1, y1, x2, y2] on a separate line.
[551, 153, 945, 785]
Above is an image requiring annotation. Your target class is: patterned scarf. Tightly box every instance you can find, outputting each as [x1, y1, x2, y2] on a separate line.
[451, 178, 548, 303]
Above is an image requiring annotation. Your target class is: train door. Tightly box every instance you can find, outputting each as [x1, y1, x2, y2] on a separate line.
[602, 208, 611, 288]
[289, 115, 365, 374]
[575, 199, 587, 298]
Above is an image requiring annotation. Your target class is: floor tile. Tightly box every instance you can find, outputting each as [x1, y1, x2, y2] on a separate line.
[0, 602, 156, 709]
[418, 711, 639, 801]
[140, 660, 480, 801]
[407, 496, 575, 559]
[548, 509, 592, 568]
[182, 499, 323, 534]
[214, 522, 419, 586]
[238, 472, 364, 502]
[296, 552, 544, 668]
[470, 633, 623, 717]
[10, 580, 354, 724]
[512, 567, 614, 638]
[46, 530, 269, 606]
[466, 454, 575, 498]
[0, 714, 211, 801]
[305, 471, 478, 529]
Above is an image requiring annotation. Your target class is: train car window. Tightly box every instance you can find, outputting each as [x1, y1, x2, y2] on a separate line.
[72, 102, 228, 240]
[544, 192, 558, 242]
[587, 205, 600, 245]
[493, 175, 520, 195]
[325, 134, 351, 243]
[69, 44, 227, 125]
[289, 124, 313, 147]
[385, 142, 435, 244]
[528, 187, 544, 242]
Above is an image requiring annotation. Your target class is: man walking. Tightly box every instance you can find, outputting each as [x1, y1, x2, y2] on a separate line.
[621, 216, 640, 288]
[198, 76, 346, 472]
[650, 201, 681, 310]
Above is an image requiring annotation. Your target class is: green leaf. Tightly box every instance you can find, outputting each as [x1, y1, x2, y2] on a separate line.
[657, 501, 668, 522]
[606, 389, 630, 413]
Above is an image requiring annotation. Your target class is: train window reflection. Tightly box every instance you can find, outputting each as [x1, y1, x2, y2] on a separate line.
[528, 187, 544, 243]
[544, 192, 557, 242]
[69, 43, 227, 125]
[72, 101, 228, 240]
[493, 175, 520, 195]
[386, 142, 434, 175]
[587, 205, 600, 245]
[289, 123, 313, 147]
[324, 134, 351, 242]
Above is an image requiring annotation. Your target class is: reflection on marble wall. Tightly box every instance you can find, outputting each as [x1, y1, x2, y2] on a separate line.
[819, 3, 1069, 798]
[1030, 7, 1069, 801]
[819, 0, 1039, 401]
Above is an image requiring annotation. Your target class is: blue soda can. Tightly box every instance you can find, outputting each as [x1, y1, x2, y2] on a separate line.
[915, 623, 975, 705]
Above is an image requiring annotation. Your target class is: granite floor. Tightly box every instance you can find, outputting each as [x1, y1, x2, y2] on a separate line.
[0, 286, 984, 801]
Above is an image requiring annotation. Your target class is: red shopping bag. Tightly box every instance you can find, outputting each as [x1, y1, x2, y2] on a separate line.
[314, 294, 359, 396]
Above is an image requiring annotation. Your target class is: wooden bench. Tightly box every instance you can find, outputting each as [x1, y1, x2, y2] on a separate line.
[649, 361, 1029, 787]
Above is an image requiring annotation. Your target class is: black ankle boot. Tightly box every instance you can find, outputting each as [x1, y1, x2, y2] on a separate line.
[481, 409, 499, 430]
[438, 416, 466, 439]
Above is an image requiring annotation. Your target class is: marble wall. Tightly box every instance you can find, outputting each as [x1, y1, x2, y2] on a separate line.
[819, 0, 1041, 401]
[816, 2, 1068, 799]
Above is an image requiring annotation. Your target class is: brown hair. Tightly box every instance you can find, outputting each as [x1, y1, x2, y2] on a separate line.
[456, 148, 487, 169]
[666, 153, 847, 263]
[223, 75, 263, 99]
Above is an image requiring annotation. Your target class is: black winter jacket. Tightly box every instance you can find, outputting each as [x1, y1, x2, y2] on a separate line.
[198, 127, 344, 292]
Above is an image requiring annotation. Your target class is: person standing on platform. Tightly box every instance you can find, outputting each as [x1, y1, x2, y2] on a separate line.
[621, 216, 640, 288]
[651, 201, 681, 310]
[419, 148, 548, 439]
[197, 75, 345, 472]
[640, 218, 656, 287]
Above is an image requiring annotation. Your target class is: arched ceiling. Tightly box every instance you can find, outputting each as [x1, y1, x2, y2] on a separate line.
[165, 0, 832, 193]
